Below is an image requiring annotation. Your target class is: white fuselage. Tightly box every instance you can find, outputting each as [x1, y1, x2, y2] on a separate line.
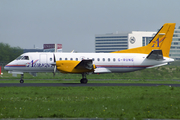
[4, 52, 174, 74]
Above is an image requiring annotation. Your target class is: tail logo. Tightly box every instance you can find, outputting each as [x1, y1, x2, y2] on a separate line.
[152, 37, 166, 48]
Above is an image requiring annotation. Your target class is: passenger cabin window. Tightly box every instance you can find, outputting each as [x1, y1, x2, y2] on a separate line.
[70, 58, 73, 60]
[76, 58, 78, 61]
[50, 58, 52, 61]
[113, 58, 116, 61]
[103, 58, 105, 61]
[92, 58, 94, 61]
[108, 58, 110, 61]
[21, 56, 29, 60]
[65, 58, 68, 60]
[59, 58, 62, 60]
[97, 58, 100, 61]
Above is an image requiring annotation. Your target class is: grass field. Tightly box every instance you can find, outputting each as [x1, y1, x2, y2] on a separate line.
[1, 65, 180, 119]
[1, 86, 180, 119]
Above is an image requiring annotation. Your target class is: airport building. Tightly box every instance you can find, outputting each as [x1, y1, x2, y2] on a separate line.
[95, 31, 156, 53]
[23, 44, 62, 53]
[43, 44, 62, 52]
[169, 26, 180, 60]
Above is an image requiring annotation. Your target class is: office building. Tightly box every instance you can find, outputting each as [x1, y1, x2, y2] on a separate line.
[170, 26, 180, 60]
[95, 31, 156, 53]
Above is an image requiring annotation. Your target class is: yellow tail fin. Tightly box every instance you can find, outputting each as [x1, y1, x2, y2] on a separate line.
[112, 23, 176, 57]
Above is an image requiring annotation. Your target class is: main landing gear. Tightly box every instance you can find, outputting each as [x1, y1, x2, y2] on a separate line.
[20, 74, 24, 83]
[80, 73, 88, 84]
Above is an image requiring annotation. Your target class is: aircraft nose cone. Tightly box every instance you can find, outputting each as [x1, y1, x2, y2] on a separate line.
[4, 64, 9, 71]
[4, 62, 12, 71]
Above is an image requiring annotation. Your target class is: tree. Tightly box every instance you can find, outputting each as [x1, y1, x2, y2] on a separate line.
[0, 42, 23, 62]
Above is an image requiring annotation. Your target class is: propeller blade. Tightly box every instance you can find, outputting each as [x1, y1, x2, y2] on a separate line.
[53, 54, 57, 77]
[54, 53, 56, 62]
[53, 65, 56, 77]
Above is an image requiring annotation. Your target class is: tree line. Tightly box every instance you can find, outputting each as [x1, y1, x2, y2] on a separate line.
[0, 42, 23, 63]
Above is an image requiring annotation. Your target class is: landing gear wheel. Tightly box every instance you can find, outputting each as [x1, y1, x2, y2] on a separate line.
[80, 73, 88, 84]
[20, 79, 24, 83]
[80, 78, 88, 84]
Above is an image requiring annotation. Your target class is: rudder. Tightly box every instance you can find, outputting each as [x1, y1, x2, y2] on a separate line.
[147, 23, 176, 57]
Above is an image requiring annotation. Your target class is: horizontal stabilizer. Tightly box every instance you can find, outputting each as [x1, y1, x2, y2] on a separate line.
[75, 60, 93, 70]
[146, 50, 163, 60]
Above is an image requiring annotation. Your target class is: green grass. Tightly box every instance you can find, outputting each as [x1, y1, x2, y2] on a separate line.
[1, 65, 180, 119]
[0, 86, 180, 119]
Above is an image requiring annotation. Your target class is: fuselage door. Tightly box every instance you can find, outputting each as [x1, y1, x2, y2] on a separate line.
[39, 54, 54, 71]
[47, 54, 54, 63]
[39, 54, 47, 63]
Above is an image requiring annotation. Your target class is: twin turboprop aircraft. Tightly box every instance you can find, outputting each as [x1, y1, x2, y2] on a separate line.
[4, 23, 176, 83]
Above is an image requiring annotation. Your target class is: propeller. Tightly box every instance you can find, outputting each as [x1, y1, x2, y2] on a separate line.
[53, 54, 57, 77]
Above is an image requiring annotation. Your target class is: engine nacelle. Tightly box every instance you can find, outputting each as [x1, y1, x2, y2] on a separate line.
[56, 60, 96, 73]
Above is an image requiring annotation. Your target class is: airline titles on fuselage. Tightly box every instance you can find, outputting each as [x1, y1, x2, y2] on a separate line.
[26, 60, 53, 68]
[25, 58, 134, 68]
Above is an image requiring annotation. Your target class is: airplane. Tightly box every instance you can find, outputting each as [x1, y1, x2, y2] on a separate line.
[4, 23, 176, 84]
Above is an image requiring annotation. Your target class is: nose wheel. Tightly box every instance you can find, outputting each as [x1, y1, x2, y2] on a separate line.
[20, 74, 24, 83]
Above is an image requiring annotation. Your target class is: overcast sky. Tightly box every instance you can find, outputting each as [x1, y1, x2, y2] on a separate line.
[0, 0, 180, 52]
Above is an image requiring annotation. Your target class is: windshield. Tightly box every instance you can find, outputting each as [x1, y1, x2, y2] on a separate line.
[21, 56, 29, 60]
[16, 56, 29, 60]
[16, 56, 24, 60]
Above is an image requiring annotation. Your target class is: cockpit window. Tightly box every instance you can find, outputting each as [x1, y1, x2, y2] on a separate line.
[22, 56, 29, 60]
[16, 56, 24, 60]
[16, 56, 29, 60]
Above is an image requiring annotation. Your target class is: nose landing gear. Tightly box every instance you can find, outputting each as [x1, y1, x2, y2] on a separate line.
[20, 74, 24, 83]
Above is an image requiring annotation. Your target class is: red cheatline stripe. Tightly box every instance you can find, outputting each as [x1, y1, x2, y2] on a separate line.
[5, 65, 26, 67]
[96, 65, 152, 68]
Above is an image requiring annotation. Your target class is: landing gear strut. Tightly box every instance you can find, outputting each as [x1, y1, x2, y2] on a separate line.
[80, 73, 88, 84]
[20, 74, 24, 83]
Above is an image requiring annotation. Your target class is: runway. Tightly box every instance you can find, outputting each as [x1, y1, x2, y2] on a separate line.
[0, 83, 180, 87]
